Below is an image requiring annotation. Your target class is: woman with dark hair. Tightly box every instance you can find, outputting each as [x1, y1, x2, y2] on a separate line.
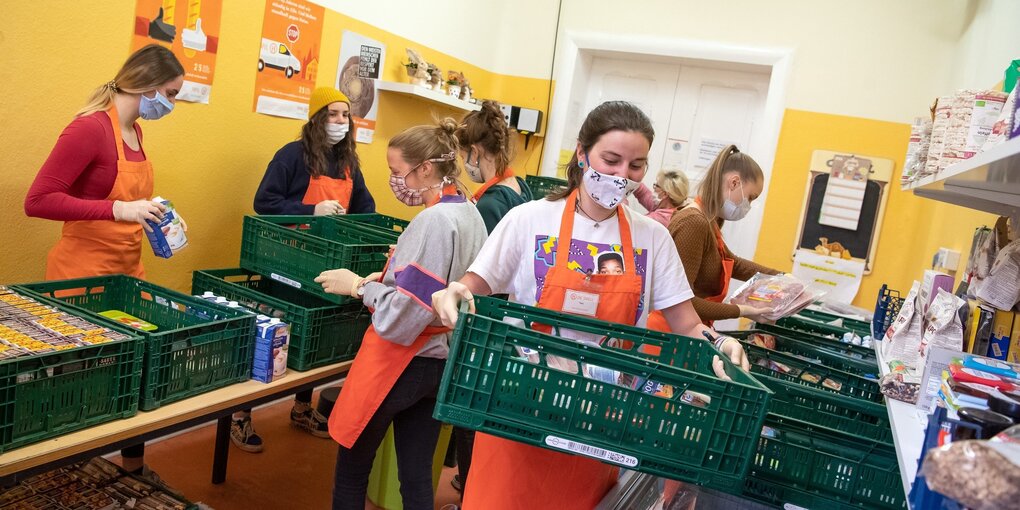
[242, 87, 376, 452]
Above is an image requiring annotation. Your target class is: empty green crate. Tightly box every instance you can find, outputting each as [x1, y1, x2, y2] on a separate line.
[0, 314, 143, 453]
[744, 343, 883, 404]
[435, 296, 772, 492]
[335, 213, 409, 237]
[744, 475, 906, 510]
[240, 215, 392, 305]
[728, 330, 879, 378]
[15, 275, 255, 411]
[757, 374, 891, 444]
[192, 268, 371, 371]
[789, 310, 871, 337]
[523, 174, 566, 200]
[754, 323, 876, 362]
[745, 415, 904, 509]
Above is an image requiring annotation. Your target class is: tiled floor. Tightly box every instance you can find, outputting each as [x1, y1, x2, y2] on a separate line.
[110, 391, 462, 510]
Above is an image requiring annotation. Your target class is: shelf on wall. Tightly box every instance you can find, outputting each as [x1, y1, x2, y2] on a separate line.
[902, 137, 1020, 217]
[376, 81, 480, 112]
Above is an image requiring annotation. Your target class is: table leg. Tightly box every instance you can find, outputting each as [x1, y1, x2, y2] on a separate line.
[212, 416, 231, 484]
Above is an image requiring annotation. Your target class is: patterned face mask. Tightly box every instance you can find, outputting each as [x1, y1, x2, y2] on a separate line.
[389, 153, 454, 206]
[581, 153, 640, 209]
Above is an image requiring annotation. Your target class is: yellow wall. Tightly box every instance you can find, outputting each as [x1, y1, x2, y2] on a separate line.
[0, 0, 549, 292]
[755, 109, 997, 308]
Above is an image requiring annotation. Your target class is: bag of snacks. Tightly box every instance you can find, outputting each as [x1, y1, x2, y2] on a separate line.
[921, 424, 1020, 510]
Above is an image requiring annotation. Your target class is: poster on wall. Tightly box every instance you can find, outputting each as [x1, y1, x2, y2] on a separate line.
[690, 138, 738, 182]
[252, 0, 324, 120]
[819, 154, 871, 231]
[336, 31, 386, 144]
[791, 250, 865, 304]
[131, 0, 222, 104]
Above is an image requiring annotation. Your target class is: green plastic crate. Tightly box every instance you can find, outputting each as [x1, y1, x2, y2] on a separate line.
[756, 374, 891, 444]
[524, 174, 566, 200]
[192, 268, 371, 371]
[15, 275, 255, 411]
[789, 309, 871, 337]
[240, 215, 392, 305]
[744, 476, 906, 510]
[754, 323, 876, 362]
[745, 415, 904, 509]
[743, 343, 883, 404]
[0, 311, 143, 453]
[435, 296, 772, 492]
[335, 213, 409, 237]
[728, 330, 879, 378]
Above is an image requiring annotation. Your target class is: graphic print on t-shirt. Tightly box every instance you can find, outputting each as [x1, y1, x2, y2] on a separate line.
[533, 236, 649, 318]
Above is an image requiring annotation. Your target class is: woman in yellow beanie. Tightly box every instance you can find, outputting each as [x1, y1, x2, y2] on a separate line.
[236, 87, 377, 452]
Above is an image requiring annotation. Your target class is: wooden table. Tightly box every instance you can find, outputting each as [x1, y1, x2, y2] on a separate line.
[0, 361, 352, 486]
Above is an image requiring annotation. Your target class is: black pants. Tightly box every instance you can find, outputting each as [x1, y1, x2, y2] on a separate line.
[454, 426, 475, 490]
[331, 357, 444, 510]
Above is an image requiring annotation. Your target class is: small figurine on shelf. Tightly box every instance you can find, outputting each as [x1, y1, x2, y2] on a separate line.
[404, 48, 430, 88]
[460, 76, 473, 102]
[427, 63, 443, 92]
[446, 71, 465, 99]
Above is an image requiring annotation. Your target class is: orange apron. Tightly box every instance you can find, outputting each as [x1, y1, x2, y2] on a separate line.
[301, 166, 354, 211]
[463, 189, 644, 510]
[45, 107, 153, 280]
[646, 201, 734, 332]
[471, 167, 514, 203]
[328, 183, 459, 448]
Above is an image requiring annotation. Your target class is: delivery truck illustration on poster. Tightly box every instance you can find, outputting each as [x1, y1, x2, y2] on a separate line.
[258, 37, 301, 78]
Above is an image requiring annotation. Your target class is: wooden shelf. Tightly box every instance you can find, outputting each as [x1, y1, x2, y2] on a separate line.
[376, 81, 480, 112]
[902, 137, 1020, 217]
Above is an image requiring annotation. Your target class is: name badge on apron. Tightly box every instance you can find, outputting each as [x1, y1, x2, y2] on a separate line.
[562, 289, 600, 317]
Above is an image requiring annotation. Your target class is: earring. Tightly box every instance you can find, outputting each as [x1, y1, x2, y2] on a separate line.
[578, 160, 585, 168]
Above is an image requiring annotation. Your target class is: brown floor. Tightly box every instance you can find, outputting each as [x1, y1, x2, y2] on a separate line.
[110, 390, 462, 510]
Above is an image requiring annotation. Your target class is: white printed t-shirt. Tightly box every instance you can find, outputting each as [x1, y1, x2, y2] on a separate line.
[468, 197, 695, 327]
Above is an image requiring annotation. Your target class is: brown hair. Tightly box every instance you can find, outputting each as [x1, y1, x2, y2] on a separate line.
[77, 44, 184, 117]
[548, 101, 654, 201]
[656, 169, 690, 207]
[695, 145, 763, 222]
[301, 106, 360, 179]
[456, 100, 514, 175]
[389, 118, 467, 193]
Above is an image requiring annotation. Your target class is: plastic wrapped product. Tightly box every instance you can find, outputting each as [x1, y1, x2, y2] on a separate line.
[726, 273, 806, 318]
[976, 239, 1020, 311]
[981, 87, 1018, 151]
[919, 289, 966, 358]
[880, 359, 921, 403]
[884, 281, 924, 369]
[903, 116, 933, 184]
[921, 427, 1020, 510]
[924, 95, 954, 176]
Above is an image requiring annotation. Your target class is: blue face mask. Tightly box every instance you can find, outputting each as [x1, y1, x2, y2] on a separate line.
[138, 90, 174, 120]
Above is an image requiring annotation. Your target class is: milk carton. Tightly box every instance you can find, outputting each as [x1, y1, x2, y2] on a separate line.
[145, 196, 188, 258]
[252, 318, 289, 383]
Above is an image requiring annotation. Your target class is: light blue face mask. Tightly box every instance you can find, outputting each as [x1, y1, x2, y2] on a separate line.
[138, 90, 174, 120]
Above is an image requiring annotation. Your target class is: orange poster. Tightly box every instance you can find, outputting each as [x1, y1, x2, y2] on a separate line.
[131, 0, 222, 104]
[253, 0, 324, 120]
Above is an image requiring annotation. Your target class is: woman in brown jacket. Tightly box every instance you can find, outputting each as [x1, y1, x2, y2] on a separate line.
[668, 145, 779, 323]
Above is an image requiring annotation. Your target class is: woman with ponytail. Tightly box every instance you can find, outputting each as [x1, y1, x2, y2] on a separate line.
[24, 43, 184, 479]
[667, 145, 780, 324]
[318, 118, 487, 510]
[455, 100, 532, 232]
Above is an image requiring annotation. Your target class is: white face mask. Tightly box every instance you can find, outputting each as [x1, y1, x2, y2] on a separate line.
[325, 122, 349, 144]
[464, 148, 485, 183]
[581, 154, 639, 209]
[720, 179, 752, 221]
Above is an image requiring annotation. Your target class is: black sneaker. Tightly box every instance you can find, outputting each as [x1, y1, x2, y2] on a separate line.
[450, 474, 464, 493]
[290, 407, 330, 438]
[230, 417, 264, 453]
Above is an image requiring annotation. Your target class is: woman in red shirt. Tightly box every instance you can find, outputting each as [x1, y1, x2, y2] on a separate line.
[24, 43, 184, 480]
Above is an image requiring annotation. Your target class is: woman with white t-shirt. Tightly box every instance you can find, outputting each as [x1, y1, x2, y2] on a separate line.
[432, 101, 749, 510]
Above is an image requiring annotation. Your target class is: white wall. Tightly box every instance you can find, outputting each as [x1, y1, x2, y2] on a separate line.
[950, 0, 1020, 90]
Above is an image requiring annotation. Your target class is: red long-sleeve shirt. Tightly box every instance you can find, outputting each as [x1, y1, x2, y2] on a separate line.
[25, 111, 146, 221]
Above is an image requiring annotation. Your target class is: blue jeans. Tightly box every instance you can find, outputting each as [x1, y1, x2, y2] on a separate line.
[331, 356, 445, 510]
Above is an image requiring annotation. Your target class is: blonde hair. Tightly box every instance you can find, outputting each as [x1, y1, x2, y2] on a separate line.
[389, 118, 467, 193]
[77, 44, 184, 117]
[655, 170, 689, 207]
[695, 145, 763, 222]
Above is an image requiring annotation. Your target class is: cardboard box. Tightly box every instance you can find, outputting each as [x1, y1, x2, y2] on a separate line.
[920, 270, 954, 316]
[1010, 313, 1020, 365]
[986, 309, 1016, 361]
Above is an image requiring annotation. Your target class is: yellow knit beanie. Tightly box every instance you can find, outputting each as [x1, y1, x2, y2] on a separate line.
[308, 87, 350, 119]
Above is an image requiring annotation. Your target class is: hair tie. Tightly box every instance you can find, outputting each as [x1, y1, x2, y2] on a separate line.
[106, 80, 119, 92]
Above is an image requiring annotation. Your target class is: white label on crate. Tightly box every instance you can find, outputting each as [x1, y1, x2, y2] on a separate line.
[544, 435, 638, 467]
[270, 273, 302, 289]
[155, 296, 169, 307]
[783, 505, 809, 510]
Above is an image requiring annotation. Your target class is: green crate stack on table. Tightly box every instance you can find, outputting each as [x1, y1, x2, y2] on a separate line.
[721, 320, 905, 509]
[15, 276, 256, 411]
[0, 286, 145, 452]
[435, 296, 774, 493]
[523, 174, 567, 201]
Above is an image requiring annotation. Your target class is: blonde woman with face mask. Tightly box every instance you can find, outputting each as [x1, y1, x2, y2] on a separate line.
[633, 168, 690, 228]
[667, 145, 781, 324]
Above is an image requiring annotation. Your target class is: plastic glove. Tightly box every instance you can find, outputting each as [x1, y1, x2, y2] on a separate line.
[113, 199, 166, 232]
[314, 200, 344, 216]
[432, 281, 474, 328]
[738, 305, 774, 324]
[315, 268, 358, 296]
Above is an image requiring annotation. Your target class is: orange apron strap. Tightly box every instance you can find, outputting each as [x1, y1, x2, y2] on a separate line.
[301, 166, 355, 210]
[708, 224, 734, 302]
[471, 168, 514, 203]
[107, 106, 128, 162]
[557, 190, 636, 272]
